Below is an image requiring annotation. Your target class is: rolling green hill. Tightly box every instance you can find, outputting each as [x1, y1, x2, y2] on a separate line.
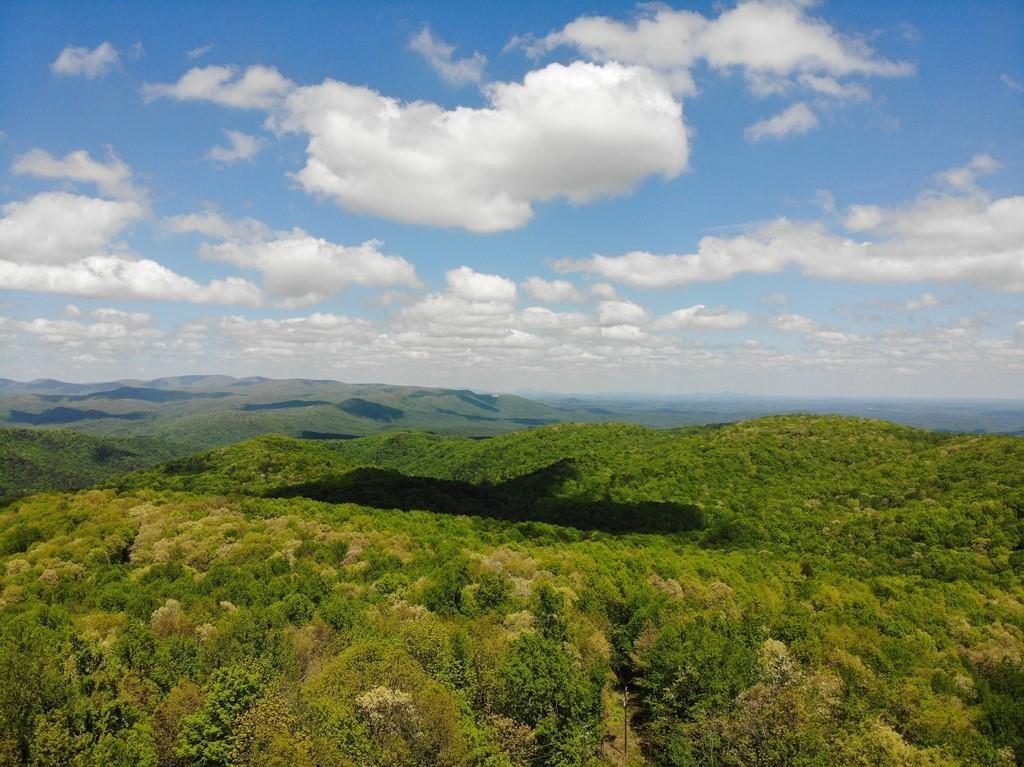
[0, 428, 180, 500]
[0, 415, 1022, 766]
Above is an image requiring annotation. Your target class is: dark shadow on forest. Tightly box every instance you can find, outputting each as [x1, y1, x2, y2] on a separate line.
[38, 387, 233, 403]
[266, 459, 703, 535]
[8, 408, 151, 425]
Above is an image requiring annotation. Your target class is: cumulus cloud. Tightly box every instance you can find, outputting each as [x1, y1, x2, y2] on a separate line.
[0, 256, 261, 305]
[522, 277, 584, 304]
[0, 191, 261, 304]
[216, 312, 382, 361]
[597, 298, 649, 326]
[51, 42, 120, 78]
[445, 266, 517, 303]
[206, 130, 267, 165]
[557, 159, 1024, 292]
[201, 230, 420, 308]
[699, 2, 911, 81]
[745, 102, 818, 141]
[410, 26, 487, 86]
[772, 313, 820, 333]
[760, 314, 1024, 379]
[66, 305, 152, 325]
[519, 306, 589, 329]
[272, 60, 687, 232]
[0, 192, 144, 264]
[182, 298, 1022, 391]
[143, 64, 294, 108]
[12, 149, 144, 202]
[652, 304, 750, 330]
[934, 153, 999, 193]
[516, 2, 912, 98]
[14, 312, 162, 364]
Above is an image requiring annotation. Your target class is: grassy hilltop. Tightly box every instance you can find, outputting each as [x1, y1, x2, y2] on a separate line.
[0, 415, 1022, 765]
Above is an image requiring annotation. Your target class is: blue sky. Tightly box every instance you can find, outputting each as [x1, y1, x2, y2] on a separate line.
[0, 0, 1021, 395]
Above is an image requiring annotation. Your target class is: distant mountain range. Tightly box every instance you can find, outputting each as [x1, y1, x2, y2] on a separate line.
[0, 376, 1021, 453]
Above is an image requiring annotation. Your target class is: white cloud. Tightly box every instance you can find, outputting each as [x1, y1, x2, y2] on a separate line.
[597, 298, 648, 326]
[557, 161, 1024, 292]
[206, 130, 267, 165]
[0, 192, 143, 265]
[15, 313, 162, 363]
[410, 26, 487, 86]
[797, 74, 869, 101]
[65, 304, 150, 327]
[772, 313, 820, 333]
[12, 148, 144, 201]
[653, 304, 750, 330]
[1002, 74, 1024, 93]
[0, 256, 261, 305]
[934, 153, 1000, 193]
[903, 292, 939, 311]
[51, 42, 120, 78]
[519, 306, 589, 329]
[445, 266, 517, 303]
[397, 268, 520, 342]
[143, 65, 294, 108]
[601, 323, 648, 341]
[273, 60, 687, 232]
[509, 7, 705, 95]
[0, 192, 261, 305]
[698, 2, 911, 80]
[517, 2, 912, 98]
[187, 43, 214, 60]
[755, 314, 1024, 380]
[522, 276, 584, 304]
[201, 230, 420, 308]
[164, 210, 271, 241]
[843, 204, 884, 231]
[745, 102, 818, 142]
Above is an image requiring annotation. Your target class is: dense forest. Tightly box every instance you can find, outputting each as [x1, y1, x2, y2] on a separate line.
[1, 415, 1022, 765]
[0, 429, 180, 501]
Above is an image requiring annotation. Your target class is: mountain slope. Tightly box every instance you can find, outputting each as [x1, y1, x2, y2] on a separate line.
[0, 415, 1021, 765]
[0, 428, 179, 499]
[114, 416, 1024, 555]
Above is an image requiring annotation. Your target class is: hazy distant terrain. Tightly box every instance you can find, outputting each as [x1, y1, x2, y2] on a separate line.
[1, 377, 1022, 450]
[0, 376, 575, 448]
[535, 392, 1024, 435]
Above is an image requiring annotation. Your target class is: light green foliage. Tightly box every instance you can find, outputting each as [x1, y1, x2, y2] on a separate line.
[176, 666, 263, 766]
[0, 415, 1021, 765]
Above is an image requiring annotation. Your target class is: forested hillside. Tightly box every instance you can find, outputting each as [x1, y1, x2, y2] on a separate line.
[0, 429, 180, 500]
[0, 416, 1022, 765]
